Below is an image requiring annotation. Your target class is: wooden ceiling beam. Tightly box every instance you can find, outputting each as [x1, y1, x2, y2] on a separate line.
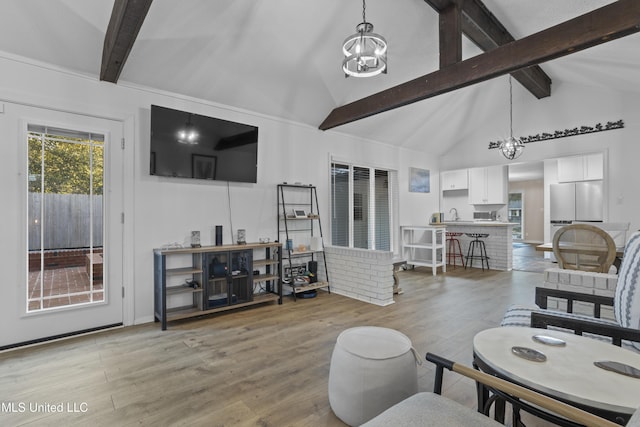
[439, 3, 462, 68]
[452, 0, 511, 51]
[100, 0, 153, 83]
[426, 0, 551, 98]
[319, 0, 640, 131]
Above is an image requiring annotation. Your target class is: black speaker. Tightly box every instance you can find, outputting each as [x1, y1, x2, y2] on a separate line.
[215, 225, 223, 246]
[308, 261, 318, 283]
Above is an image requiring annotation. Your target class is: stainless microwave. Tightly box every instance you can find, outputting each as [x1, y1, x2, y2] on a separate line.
[473, 211, 497, 221]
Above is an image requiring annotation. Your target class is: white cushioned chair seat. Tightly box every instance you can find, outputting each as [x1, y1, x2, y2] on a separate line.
[360, 392, 501, 427]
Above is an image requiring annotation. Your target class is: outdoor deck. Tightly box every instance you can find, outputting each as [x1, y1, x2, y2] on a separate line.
[28, 266, 103, 310]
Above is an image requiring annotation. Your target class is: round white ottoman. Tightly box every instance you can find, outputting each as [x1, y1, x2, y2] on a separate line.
[328, 326, 419, 426]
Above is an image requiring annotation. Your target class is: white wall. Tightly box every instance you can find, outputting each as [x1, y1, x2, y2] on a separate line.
[440, 80, 640, 234]
[0, 54, 440, 337]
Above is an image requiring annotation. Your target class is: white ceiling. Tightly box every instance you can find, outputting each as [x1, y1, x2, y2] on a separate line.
[0, 0, 637, 155]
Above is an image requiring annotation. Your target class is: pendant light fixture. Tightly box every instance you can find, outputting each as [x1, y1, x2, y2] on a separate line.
[499, 76, 524, 160]
[342, 0, 387, 78]
[177, 113, 199, 145]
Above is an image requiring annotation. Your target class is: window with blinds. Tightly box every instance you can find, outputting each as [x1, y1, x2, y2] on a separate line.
[330, 162, 394, 251]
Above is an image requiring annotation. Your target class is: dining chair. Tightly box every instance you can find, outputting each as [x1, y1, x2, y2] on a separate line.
[572, 221, 630, 273]
[552, 223, 617, 273]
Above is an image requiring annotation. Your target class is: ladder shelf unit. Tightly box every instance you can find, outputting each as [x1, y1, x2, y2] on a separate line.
[277, 184, 330, 300]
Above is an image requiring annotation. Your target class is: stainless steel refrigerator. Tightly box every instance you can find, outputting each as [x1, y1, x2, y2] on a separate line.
[550, 181, 604, 223]
[549, 181, 603, 260]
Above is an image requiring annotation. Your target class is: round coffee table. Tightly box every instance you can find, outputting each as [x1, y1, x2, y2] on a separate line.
[473, 327, 640, 425]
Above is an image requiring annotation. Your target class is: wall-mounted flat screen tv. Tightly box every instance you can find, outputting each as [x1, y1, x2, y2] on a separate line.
[150, 105, 258, 183]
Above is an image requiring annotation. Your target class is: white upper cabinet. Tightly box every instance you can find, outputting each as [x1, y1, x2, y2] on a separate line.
[584, 153, 604, 181]
[557, 153, 604, 182]
[557, 156, 583, 182]
[441, 169, 468, 190]
[468, 165, 508, 205]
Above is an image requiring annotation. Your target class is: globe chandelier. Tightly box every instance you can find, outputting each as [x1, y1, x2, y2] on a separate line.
[499, 76, 524, 160]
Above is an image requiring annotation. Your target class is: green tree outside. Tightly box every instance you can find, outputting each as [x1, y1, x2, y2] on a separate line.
[28, 133, 103, 195]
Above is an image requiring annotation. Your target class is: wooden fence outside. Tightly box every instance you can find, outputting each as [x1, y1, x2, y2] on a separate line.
[28, 193, 103, 250]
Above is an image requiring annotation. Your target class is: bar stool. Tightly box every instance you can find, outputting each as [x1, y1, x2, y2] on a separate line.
[464, 233, 490, 271]
[446, 232, 465, 268]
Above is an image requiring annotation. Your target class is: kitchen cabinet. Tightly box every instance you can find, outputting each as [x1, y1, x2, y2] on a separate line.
[557, 155, 583, 182]
[441, 169, 468, 190]
[468, 165, 507, 205]
[557, 153, 603, 182]
[584, 153, 604, 180]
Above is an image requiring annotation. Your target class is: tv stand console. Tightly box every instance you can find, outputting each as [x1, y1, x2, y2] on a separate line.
[153, 242, 282, 330]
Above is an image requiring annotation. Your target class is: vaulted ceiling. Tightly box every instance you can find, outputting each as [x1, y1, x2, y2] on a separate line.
[0, 0, 637, 156]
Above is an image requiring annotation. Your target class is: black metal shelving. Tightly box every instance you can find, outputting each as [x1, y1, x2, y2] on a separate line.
[277, 184, 330, 300]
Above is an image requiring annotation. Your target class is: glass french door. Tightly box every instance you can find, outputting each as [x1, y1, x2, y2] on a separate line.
[0, 102, 124, 347]
[509, 192, 524, 240]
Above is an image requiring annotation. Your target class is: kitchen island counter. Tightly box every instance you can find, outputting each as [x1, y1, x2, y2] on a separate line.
[442, 222, 516, 270]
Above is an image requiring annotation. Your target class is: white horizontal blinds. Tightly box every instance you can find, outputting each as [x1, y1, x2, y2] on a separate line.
[331, 161, 395, 251]
[390, 170, 399, 253]
[331, 163, 350, 247]
[374, 169, 390, 251]
[353, 166, 370, 249]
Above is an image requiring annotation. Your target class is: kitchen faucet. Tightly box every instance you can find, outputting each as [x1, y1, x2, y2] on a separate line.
[449, 207, 459, 221]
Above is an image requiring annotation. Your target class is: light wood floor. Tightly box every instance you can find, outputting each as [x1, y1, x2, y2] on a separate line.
[0, 267, 556, 426]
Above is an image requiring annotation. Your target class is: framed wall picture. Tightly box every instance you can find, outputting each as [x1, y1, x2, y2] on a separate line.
[409, 167, 430, 193]
[192, 154, 217, 180]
